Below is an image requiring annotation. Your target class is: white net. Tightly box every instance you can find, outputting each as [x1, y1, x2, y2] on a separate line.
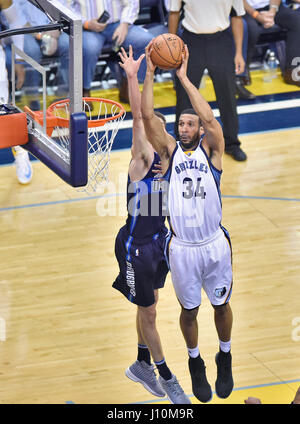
[49, 98, 126, 193]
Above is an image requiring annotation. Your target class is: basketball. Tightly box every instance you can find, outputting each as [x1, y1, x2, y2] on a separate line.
[150, 33, 185, 70]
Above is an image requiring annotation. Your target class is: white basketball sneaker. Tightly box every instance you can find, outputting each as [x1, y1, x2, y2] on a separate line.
[12, 146, 33, 184]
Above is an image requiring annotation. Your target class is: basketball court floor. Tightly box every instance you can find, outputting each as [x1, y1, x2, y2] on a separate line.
[0, 67, 299, 404]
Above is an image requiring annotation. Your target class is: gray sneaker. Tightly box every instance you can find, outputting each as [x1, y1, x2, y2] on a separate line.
[158, 374, 191, 404]
[125, 360, 165, 397]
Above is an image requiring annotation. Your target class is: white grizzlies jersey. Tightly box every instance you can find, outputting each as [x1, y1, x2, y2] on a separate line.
[166, 140, 222, 242]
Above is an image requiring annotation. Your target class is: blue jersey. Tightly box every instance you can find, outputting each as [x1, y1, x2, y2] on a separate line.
[126, 152, 167, 238]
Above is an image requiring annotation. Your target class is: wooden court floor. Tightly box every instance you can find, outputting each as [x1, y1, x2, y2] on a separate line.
[0, 128, 299, 404]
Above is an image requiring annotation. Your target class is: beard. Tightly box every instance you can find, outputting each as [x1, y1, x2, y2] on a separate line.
[179, 132, 200, 150]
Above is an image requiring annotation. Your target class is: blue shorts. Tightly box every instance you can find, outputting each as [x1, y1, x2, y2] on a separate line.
[113, 225, 169, 307]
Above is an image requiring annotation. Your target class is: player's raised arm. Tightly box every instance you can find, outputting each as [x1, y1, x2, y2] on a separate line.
[141, 42, 176, 162]
[176, 45, 225, 169]
[118, 46, 151, 161]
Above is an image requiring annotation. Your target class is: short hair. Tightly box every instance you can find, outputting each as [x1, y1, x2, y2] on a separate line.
[180, 108, 202, 127]
[154, 111, 166, 127]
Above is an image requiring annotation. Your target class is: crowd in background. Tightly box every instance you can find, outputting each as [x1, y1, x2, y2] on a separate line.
[0, 0, 300, 161]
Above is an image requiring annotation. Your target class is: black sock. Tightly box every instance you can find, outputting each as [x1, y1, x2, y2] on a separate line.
[137, 344, 151, 365]
[155, 359, 172, 381]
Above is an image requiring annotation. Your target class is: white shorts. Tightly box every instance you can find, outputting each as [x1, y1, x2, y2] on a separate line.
[168, 227, 233, 309]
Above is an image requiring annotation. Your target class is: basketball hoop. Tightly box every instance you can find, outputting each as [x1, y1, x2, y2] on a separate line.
[47, 97, 126, 193]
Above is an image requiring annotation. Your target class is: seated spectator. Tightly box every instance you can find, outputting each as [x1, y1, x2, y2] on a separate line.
[66, 0, 154, 103]
[241, 0, 300, 89]
[19, 0, 69, 108]
[0, 0, 33, 184]
[3, 0, 69, 110]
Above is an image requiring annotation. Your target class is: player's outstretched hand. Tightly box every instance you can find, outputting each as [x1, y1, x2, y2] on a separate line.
[118, 45, 145, 78]
[145, 41, 157, 74]
[176, 44, 189, 80]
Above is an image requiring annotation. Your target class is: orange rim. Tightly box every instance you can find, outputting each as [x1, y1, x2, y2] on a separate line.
[47, 97, 125, 128]
[24, 105, 59, 137]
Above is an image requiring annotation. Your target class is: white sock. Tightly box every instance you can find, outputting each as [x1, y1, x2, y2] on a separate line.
[219, 340, 231, 353]
[187, 346, 200, 358]
[12, 146, 28, 154]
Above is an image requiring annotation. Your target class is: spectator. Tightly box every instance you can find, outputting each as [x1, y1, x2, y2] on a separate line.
[242, 0, 300, 89]
[168, 0, 248, 162]
[13, 0, 69, 109]
[0, 0, 33, 184]
[3, 0, 69, 109]
[66, 0, 154, 103]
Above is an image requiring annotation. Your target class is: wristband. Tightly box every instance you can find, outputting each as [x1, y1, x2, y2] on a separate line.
[252, 10, 259, 19]
[83, 21, 90, 30]
[270, 4, 279, 12]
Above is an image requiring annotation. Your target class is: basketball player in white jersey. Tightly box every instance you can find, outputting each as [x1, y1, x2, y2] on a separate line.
[141, 42, 234, 403]
[0, 0, 33, 184]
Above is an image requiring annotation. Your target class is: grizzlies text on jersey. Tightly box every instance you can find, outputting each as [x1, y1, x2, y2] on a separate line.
[165, 140, 222, 243]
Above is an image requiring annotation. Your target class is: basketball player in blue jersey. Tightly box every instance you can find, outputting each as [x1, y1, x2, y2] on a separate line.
[141, 42, 234, 403]
[112, 46, 190, 404]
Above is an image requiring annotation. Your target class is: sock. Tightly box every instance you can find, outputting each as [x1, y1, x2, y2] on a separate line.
[11, 146, 23, 155]
[137, 344, 151, 365]
[219, 339, 231, 353]
[155, 358, 172, 381]
[188, 346, 200, 358]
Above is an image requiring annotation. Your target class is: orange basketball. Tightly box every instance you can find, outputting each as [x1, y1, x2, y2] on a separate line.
[150, 33, 185, 70]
